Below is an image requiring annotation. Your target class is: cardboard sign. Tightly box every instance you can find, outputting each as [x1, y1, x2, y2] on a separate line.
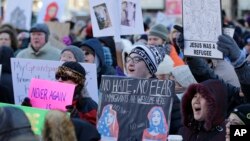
[28, 78, 75, 111]
[46, 22, 70, 41]
[89, 0, 144, 38]
[11, 58, 98, 105]
[4, 0, 33, 29]
[183, 0, 223, 59]
[0, 102, 48, 135]
[37, 0, 67, 23]
[97, 76, 174, 140]
[172, 65, 197, 88]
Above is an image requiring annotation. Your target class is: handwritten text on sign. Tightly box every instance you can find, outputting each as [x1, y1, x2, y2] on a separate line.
[28, 78, 75, 111]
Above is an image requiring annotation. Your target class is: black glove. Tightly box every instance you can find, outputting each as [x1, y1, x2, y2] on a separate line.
[21, 97, 32, 107]
[217, 34, 241, 62]
[173, 25, 184, 51]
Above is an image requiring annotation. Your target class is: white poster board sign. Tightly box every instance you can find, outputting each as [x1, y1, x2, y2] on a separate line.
[11, 58, 98, 105]
[4, 0, 33, 30]
[183, 0, 223, 59]
[37, 0, 67, 23]
[172, 65, 197, 88]
[89, 0, 144, 38]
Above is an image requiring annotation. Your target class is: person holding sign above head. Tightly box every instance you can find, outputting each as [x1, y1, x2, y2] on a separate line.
[178, 79, 228, 141]
[125, 44, 182, 134]
[142, 106, 168, 141]
[16, 23, 61, 60]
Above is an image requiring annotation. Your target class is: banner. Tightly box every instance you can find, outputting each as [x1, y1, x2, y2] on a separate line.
[0, 102, 48, 135]
[11, 58, 98, 105]
[37, 0, 67, 23]
[4, 0, 33, 29]
[183, 0, 223, 59]
[28, 78, 75, 111]
[97, 76, 174, 140]
[89, 0, 144, 38]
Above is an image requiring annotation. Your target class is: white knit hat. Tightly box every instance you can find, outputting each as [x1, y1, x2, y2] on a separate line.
[155, 55, 174, 75]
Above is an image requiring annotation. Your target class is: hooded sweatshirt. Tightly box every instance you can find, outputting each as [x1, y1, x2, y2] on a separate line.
[178, 79, 227, 141]
[81, 38, 116, 87]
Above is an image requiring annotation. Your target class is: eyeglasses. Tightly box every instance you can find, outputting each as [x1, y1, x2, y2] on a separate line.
[125, 56, 143, 64]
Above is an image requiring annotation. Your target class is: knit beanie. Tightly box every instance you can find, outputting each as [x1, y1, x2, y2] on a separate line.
[155, 55, 174, 75]
[61, 45, 84, 62]
[129, 44, 166, 75]
[148, 24, 169, 41]
[231, 104, 250, 125]
[30, 23, 50, 42]
[61, 61, 86, 77]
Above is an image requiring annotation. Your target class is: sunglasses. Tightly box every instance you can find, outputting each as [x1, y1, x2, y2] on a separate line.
[55, 66, 85, 85]
[55, 73, 75, 82]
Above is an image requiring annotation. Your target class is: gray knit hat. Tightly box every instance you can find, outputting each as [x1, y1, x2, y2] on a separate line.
[148, 24, 169, 41]
[61, 45, 84, 62]
[30, 23, 50, 41]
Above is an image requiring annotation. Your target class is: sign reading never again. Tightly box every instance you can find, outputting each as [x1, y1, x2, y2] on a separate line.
[97, 76, 175, 140]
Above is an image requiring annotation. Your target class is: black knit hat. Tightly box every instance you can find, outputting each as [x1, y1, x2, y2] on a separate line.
[61, 61, 86, 77]
[231, 104, 250, 125]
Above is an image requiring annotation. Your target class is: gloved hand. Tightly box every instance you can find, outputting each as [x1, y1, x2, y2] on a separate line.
[21, 97, 32, 107]
[217, 34, 241, 62]
[173, 25, 184, 51]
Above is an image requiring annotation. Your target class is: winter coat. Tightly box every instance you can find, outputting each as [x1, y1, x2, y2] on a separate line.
[0, 107, 37, 141]
[0, 46, 14, 103]
[71, 118, 100, 141]
[169, 93, 183, 134]
[178, 80, 227, 141]
[81, 38, 116, 87]
[186, 57, 245, 115]
[16, 42, 61, 60]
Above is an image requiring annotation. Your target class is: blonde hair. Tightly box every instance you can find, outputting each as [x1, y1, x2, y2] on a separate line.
[43, 110, 77, 141]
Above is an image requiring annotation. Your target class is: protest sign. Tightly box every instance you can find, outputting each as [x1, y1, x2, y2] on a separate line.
[46, 22, 70, 42]
[89, 0, 144, 39]
[156, 12, 177, 28]
[28, 78, 75, 111]
[4, 0, 33, 29]
[171, 65, 197, 88]
[223, 27, 235, 38]
[0, 102, 48, 135]
[183, 0, 223, 59]
[37, 0, 67, 23]
[97, 76, 174, 140]
[11, 58, 98, 105]
[165, 0, 182, 16]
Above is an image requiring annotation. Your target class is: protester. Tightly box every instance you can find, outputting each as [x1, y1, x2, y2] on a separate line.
[179, 79, 227, 141]
[16, 23, 61, 60]
[60, 45, 84, 62]
[126, 44, 182, 134]
[0, 46, 14, 103]
[0, 106, 38, 141]
[148, 24, 185, 67]
[225, 104, 250, 141]
[43, 110, 77, 141]
[80, 38, 116, 87]
[56, 62, 98, 125]
[0, 27, 18, 52]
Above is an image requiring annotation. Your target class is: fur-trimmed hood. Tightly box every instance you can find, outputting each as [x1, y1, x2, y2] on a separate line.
[181, 79, 228, 131]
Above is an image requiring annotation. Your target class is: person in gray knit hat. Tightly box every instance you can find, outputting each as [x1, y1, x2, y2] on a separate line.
[60, 45, 84, 62]
[148, 24, 169, 45]
[16, 23, 61, 60]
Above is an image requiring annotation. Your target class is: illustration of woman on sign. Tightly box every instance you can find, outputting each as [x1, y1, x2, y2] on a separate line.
[44, 2, 59, 21]
[97, 104, 119, 141]
[142, 106, 168, 141]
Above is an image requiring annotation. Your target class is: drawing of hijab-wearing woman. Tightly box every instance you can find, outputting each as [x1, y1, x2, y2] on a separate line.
[97, 104, 119, 141]
[44, 2, 59, 21]
[142, 106, 168, 141]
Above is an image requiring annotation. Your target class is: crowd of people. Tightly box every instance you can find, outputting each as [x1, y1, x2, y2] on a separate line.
[0, 9, 250, 141]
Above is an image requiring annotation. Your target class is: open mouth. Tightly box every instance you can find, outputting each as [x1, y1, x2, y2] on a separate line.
[128, 68, 135, 72]
[194, 107, 201, 112]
